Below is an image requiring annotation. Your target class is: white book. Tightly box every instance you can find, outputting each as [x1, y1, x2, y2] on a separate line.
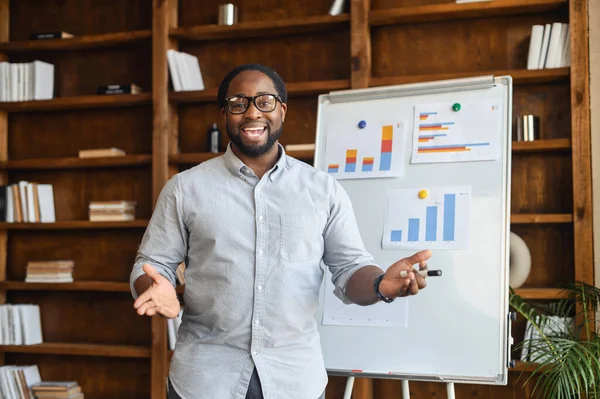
[328, 0, 345, 15]
[0, 62, 6, 102]
[10, 64, 17, 102]
[36, 184, 55, 223]
[18, 181, 28, 223]
[166, 49, 183, 92]
[11, 306, 21, 345]
[5, 185, 13, 223]
[560, 24, 570, 67]
[544, 22, 563, 69]
[537, 24, 552, 69]
[32, 60, 54, 100]
[20, 305, 43, 345]
[175, 51, 192, 91]
[527, 25, 544, 70]
[181, 52, 204, 91]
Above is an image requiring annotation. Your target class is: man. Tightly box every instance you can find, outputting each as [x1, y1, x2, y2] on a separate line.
[130, 63, 431, 399]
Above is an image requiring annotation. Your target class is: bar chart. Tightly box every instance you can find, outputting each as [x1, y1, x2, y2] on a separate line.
[324, 121, 405, 179]
[383, 186, 471, 250]
[411, 100, 502, 164]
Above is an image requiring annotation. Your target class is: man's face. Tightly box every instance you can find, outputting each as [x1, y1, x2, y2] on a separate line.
[222, 70, 287, 157]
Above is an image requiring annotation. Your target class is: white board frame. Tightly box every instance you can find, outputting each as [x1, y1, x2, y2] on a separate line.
[313, 75, 513, 386]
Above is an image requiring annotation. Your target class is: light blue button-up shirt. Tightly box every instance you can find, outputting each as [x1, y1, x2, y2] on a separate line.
[130, 143, 378, 399]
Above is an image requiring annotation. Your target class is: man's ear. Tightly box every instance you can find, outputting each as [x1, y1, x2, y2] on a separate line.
[281, 103, 287, 122]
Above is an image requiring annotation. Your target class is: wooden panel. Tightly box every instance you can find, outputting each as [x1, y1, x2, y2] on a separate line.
[6, 354, 150, 399]
[370, 0, 567, 24]
[10, 45, 152, 97]
[178, 30, 350, 88]
[372, 0, 453, 8]
[178, 0, 337, 26]
[178, 96, 319, 154]
[510, 224, 574, 287]
[511, 153, 573, 214]
[0, 342, 150, 358]
[351, 0, 371, 89]
[0, 30, 152, 53]
[9, 168, 152, 220]
[9, 0, 152, 39]
[513, 83, 571, 140]
[9, 107, 152, 160]
[512, 138, 571, 153]
[7, 291, 150, 345]
[171, 15, 349, 41]
[371, 11, 566, 77]
[7, 229, 144, 282]
[0, 155, 152, 170]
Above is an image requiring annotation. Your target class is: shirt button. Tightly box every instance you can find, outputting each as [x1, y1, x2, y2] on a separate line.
[257, 285, 263, 291]
[258, 249, 263, 255]
[253, 351, 259, 356]
[254, 320, 260, 325]
[258, 215, 263, 221]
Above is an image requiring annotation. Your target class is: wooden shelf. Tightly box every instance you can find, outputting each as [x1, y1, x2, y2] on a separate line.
[0, 342, 150, 358]
[369, 68, 569, 87]
[0, 220, 149, 230]
[513, 288, 570, 299]
[512, 139, 571, 153]
[0, 154, 152, 170]
[511, 361, 550, 372]
[510, 214, 572, 224]
[369, 0, 566, 26]
[0, 281, 131, 292]
[0, 30, 152, 53]
[169, 80, 350, 104]
[0, 93, 152, 113]
[170, 14, 349, 41]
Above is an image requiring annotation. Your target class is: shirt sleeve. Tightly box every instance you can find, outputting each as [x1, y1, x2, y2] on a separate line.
[129, 174, 189, 299]
[322, 178, 381, 304]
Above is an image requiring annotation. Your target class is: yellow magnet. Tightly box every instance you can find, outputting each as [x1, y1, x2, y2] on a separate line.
[418, 189, 428, 199]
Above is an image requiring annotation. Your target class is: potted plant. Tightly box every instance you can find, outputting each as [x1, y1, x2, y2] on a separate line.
[509, 282, 600, 399]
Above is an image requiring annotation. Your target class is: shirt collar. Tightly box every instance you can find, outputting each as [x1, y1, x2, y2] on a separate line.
[223, 142, 287, 182]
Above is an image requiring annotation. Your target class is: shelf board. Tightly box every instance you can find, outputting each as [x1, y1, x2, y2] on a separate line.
[513, 288, 570, 299]
[511, 361, 550, 372]
[0, 30, 152, 53]
[510, 214, 572, 224]
[512, 138, 571, 153]
[0, 281, 130, 292]
[170, 14, 349, 41]
[169, 80, 350, 104]
[0, 93, 152, 113]
[369, 0, 566, 26]
[0, 220, 149, 230]
[0, 154, 152, 170]
[0, 342, 150, 358]
[369, 68, 569, 87]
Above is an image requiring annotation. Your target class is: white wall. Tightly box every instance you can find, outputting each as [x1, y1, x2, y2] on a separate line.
[591, 1, 600, 287]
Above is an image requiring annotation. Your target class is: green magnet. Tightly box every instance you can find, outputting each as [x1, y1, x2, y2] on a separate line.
[452, 103, 461, 112]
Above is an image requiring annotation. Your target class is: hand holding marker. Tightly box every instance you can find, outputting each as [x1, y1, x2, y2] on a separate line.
[400, 269, 442, 278]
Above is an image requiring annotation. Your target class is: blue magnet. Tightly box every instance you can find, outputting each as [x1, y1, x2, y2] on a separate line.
[358, 120, 367, 129]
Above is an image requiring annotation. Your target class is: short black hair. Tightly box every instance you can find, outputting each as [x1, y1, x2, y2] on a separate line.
[217, 63, 287, 109]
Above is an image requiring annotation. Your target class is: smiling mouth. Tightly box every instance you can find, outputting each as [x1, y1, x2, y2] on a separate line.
[241, 127, 267, 138]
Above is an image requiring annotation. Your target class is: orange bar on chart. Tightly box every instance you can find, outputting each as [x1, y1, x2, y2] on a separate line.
[382, 126, 393, 140]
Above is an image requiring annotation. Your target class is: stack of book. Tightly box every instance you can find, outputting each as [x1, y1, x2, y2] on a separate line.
[167, 50, 204, 92]
[0, 60, 54, 102]
[89, 201, 136, 222]
[78, 148, 125, 158]
[0, 364, 42, 398]
[26, 260, 74, 283]
[31, 381, 83, 399]
[526, 22, 570, 70]
[0, 304, 43, 345]
[0, 181, 55, 223]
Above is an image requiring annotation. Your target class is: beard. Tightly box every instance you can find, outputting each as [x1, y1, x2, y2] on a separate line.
[226, 122, 283, 157]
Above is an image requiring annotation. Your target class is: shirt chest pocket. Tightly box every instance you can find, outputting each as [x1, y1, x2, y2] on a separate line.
[280, 213, 325, 262]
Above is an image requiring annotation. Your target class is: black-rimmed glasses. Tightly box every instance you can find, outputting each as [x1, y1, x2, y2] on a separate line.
[224, 94, 282, 114]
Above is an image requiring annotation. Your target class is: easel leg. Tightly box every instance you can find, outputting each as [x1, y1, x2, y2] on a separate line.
[401, 380, 410, 399]
[446, 382, 455, 399]
[343, 376, 355, 399]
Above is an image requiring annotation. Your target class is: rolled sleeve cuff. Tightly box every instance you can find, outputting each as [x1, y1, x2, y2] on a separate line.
[332, 261, 382, 305]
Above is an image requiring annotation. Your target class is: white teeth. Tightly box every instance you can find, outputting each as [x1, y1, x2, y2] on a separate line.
[242, 127, 265, 137]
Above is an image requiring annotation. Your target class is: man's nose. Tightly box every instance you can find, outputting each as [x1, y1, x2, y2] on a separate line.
[244, 101, 262, 119]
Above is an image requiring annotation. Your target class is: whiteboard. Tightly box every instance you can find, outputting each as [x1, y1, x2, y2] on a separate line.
[313, 76, 512, 385]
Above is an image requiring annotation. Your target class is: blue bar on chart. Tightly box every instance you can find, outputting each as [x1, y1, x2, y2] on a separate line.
[426, 206, 437, 241]
[391, 230, 402, 242]
[443, 194, 456, 241]
[408, 218, 419, 242]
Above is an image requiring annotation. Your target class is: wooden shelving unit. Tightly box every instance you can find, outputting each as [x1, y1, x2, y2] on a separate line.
[0, 0, 591, 398]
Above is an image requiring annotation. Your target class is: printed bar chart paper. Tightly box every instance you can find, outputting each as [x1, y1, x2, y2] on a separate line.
[382, 186, 472, 251]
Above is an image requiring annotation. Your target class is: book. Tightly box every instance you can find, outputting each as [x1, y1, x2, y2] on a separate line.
[78, 148, 126, 158]
[30, 31, 74, 40]
[96, 84, 143, 95]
